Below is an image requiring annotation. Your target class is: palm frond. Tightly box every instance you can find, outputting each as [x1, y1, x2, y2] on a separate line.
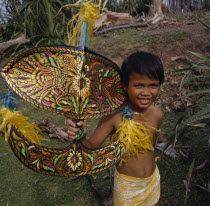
[190, 52, 210, 61]
[185, 89, 210, 97]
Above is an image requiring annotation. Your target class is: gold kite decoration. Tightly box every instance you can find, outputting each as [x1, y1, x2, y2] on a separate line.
[0, 0, 127, 177]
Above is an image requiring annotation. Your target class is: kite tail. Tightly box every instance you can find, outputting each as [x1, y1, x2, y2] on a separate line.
[0, 93, 42, 144]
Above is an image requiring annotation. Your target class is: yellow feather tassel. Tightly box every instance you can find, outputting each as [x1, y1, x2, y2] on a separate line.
[111, 117, 157, 165]
[0, 108, 42, 144]
[59, 0, 106, 46]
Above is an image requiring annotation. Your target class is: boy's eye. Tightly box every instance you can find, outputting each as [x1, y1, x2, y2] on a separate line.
[134, 84, 143, 87]
[150, 84, 159, 88]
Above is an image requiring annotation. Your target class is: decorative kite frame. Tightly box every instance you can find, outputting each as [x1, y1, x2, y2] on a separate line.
[0, 45, 127, 176]
[2, 45, 126, 122]
[7, 124, 126, 176]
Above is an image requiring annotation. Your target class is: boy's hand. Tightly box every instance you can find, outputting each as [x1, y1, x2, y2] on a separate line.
[66, 119, 87, 140]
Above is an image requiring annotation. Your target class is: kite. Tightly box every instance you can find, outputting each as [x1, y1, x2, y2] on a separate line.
[0, 0, 127, 176]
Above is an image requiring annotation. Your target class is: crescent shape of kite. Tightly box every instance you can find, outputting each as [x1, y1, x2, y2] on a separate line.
[6, 124, 126, 176]
[0, 45, 127, 176]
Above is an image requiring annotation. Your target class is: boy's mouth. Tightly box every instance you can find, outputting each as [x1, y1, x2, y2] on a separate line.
[138, 99, 151, 105]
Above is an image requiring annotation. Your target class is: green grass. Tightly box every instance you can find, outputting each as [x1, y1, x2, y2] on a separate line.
[0, 144, 102, 206]
[160, 31, 192, 43]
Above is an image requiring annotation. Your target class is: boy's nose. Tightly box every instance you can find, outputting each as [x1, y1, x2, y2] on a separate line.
[141, 88, 150, 95]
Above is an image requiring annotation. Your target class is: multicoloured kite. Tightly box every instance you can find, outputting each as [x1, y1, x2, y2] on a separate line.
[0, 0, 127, 176]
[0, 45, 127, 176]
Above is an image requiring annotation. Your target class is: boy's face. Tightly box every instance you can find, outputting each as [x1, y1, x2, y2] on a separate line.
[123, 72, 160, 112]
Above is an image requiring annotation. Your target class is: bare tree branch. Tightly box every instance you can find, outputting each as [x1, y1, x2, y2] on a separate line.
[0, 33, 30, 53]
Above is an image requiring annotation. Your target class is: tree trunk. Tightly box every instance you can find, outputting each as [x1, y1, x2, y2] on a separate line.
[182, 0, 191, 12]
[148, 0, 163, 17]
[147, 0, 165, 24]
[186, 0, 192, 10]
[176, 0, 183, 14]
[169, 0, 176, 12]
[94, 0, 167, 34]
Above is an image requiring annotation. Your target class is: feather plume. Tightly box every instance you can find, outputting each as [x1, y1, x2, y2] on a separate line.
[111, 117, 158, 165]
[59, 0, 106, 46]
[0, 108, 42, 144]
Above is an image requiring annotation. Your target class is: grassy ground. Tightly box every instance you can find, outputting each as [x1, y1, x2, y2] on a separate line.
[0, 16, 210, 206]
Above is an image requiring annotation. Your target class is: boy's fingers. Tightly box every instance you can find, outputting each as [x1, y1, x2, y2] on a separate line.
[67, 130, 77, 136]
[66, 119, 85, 141]
[66, 120, 87, 141]
[67, 127, 79, 134]
[66, 119, 76, 127]
[67, 135, 77, 140]
[67, 129, 78, 140]
[76, 121, 84, 126]
[77, 121, 87, 129]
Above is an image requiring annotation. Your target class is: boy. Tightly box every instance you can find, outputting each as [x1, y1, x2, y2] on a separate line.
[67, 51, 164, 206]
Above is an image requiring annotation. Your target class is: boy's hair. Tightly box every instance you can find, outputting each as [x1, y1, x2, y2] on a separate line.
[121, 51, 164, 86]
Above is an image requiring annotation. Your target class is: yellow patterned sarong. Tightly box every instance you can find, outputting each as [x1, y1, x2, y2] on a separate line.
[114, 166, 160, 206]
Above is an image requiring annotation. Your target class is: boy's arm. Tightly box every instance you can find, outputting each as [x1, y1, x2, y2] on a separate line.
[153, 107, 163, 147]
[156, 108, 163, 129]
[67, 114, 116, 148]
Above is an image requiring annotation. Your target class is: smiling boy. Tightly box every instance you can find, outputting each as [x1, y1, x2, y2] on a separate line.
[67, 51, 164, 206]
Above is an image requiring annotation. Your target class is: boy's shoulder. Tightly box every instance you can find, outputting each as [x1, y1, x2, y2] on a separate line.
[101, 110, 121, 119]
[100, 111, 122, 126]
[149, 105, 163, 121]
[145, 106, 163, 129]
